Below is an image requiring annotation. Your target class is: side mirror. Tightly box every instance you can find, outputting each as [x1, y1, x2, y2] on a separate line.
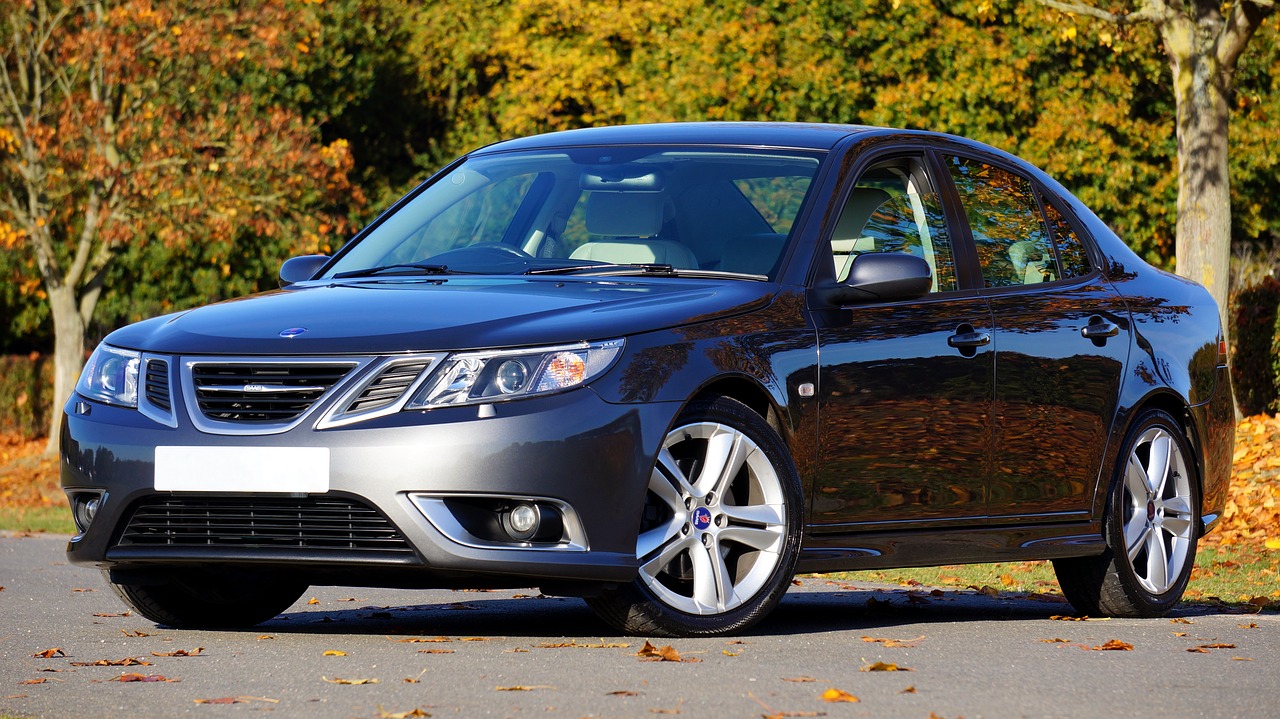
[820, 253, 932, 305]
[279, 255, 330, 288]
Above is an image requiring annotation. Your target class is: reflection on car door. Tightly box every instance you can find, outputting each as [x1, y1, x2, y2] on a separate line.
[944, 155, 1129, 520]
[810, 155, 994, 529]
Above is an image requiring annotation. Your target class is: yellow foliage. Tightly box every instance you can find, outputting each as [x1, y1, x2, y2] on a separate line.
[0, 221, 25, 249]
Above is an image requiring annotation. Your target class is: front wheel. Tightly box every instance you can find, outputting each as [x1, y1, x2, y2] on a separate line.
[1054, 409, 1199, 617]
[587, 397, 802, 636]
[109, 572, 308, 628]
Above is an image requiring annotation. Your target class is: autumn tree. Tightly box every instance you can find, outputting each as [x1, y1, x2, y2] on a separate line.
[0, 0, 361, 451]
[1036, 0, 1275, 330]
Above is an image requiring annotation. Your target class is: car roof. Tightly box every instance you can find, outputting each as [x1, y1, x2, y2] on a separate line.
[473, 122, 882, 154]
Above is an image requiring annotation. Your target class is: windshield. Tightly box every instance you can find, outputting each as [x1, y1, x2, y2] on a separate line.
[323, 146, 823, 280]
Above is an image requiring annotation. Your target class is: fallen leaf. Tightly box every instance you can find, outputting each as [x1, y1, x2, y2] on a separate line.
[1187, 647, 1210, 654]
[495, 685, 553, 691]
[32, 649, 66, 659]
[1239, 622, 1261, 629]
[193, 698, 242, 705]
[861, 661, 911, 672]
[722, 649, 741, 656]
[1170, 618, 1193, 624]
[900, 685, 917, 694]
[1092, 640, 1133, 651]
[19, 679, 49, 685]
[862, 635, 924, 648]
[1174, 632, 1189, 637]
[112, 673, 176, 683]
[257, 635, 275, 640]
[1232, 657, 1254, 661]
[460, 637, 496, 642]
[538, 640, 630, 649]
[71, 588, 96, 593]
[323, 650, 347, 656]
[121, 630, 153, 638]
[93, 612, 130, 618]
[151, 648, 203, 657]
[636, 640, 697, 662]
[1049, 615, 1109, 621]
[70, 658, 151, 667]
[307, 597, 320, 605]
[1041, 638, 1072, 643]
[416, 649, 455, 655]
[395, 636, 452, 644]
[322, 677, 378, 685]
[821, 687, 859, 703]
[783, 676, 816, 683]
[608, 690, 640, 696]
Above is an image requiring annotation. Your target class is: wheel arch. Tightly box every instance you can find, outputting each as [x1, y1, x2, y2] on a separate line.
[1107, 389, 1207, 527]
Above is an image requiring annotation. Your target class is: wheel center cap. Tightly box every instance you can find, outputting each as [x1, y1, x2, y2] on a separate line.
[692, 506, 713, 531]
[1146, 500, 1156, 522]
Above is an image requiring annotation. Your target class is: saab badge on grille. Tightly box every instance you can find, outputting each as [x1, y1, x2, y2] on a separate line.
[279, 327, 307, 338]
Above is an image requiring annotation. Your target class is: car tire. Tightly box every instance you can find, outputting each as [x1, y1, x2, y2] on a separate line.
[1053, 409, 1199, 617]
[108, 572, 308, 628]
[587, 396, 802, 637]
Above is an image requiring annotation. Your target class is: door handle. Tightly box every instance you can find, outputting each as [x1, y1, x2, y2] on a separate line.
[1081, 320, 1120, 340]
[947, 330, 992, 348]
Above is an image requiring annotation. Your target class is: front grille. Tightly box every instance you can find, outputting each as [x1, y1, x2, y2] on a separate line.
[345, 359, 433, 414]
[191, 362, 354, 423]
[144, 359, 171, 411]
[116, 496, 415, 555]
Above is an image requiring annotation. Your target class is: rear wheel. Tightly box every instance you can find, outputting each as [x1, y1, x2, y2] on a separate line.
[587, 397, 802, 636]
[1054, 409, 1199, 617]
[109, 572, 308, 628]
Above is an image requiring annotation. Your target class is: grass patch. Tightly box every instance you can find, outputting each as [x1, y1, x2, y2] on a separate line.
[0, 504, 74, 534]
[823, 543, 1279, 612]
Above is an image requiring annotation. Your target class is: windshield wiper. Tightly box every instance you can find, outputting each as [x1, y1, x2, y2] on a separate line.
[332, 263, 452, 279]
[527, 263, 767, 281]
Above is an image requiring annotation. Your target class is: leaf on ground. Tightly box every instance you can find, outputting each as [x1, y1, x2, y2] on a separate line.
[783, 676, 816, 683]
[323, 650, 347, 656]
[460, 637, 497, 642]
[194, 698, 242, 705]
[1170, 618, 1193, 624]
[968, 584, 1000, 597]
[821, 687, 859, 703]
[495, 685, 553, 691]
[861, 661, 911, 672]
[607, 690, 640, 696]
[1049, 615, 1109, 621]
[71, 588, 96, 593]
[113, 673, 177, 682]
[151, 648, 203, 657]
[636, 640, 698, 662]
[1041, 638, 1072, 644]
[723, 649, 741, 656]
[307, 597, 320, 605]
[1189, 643, 1237, 653]
[257, 635, 275, 640]
[93, 612, 130, 618]
[1239, 622, 1260, 629]
[900, 685, 917, 694]
[322, 676, 378, 685]
[121, 630, 153, 637]
[19, 678, 49, 685]
[416, 649, 455, 655]
[1232, 657, 1254, 661]
[31, 648, 66, 659]
[865, 596, 893, 610]
[862, 635, 924, 648]
[1026, 593, 1069, 603]
[70, 657, 151, 667]
[1092, 640, 1133, 651]
[538, 640, 630, 649]
[395, 636, 452, 643]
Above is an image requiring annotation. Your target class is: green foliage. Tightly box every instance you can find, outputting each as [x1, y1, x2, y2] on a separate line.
[1231, 277, 1280, 415]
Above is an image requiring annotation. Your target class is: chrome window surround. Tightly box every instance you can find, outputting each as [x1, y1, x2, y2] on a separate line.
[409, 493, 588, 552]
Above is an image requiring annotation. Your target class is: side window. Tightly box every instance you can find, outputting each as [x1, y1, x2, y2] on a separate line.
[946, 156, 1058, 288]
[1039, 192, 1093, 279]
[830, 158, 958, 293]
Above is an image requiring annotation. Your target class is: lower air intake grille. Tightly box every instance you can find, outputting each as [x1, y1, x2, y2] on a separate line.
[117, 497, 414, 555]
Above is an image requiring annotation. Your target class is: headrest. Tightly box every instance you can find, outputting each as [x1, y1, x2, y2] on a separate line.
[585, 192, 664, 237]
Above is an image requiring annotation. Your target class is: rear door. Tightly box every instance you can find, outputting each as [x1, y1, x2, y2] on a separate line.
[940, 154, 1130, 521]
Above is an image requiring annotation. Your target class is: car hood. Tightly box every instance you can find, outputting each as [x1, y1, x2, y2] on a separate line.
[105, 276, 776, 355]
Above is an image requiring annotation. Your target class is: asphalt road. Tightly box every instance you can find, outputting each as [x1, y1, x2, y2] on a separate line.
[1, 532, 1275, 719]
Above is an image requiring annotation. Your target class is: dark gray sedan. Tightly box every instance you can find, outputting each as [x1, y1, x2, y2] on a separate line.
[61, 122, 1233, 636]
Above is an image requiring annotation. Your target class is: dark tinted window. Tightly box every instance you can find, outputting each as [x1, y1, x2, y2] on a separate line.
[1040, 192, 1092, 278]
[946, 156, 1059, 288]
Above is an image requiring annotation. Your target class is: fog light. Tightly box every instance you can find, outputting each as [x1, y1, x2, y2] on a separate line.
[71, 494, 102, 534]
[505, 502, 540, 540]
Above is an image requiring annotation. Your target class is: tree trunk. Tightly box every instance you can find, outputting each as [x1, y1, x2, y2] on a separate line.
[1165, 17, 1233, 336]
[44, 285, 87, 456]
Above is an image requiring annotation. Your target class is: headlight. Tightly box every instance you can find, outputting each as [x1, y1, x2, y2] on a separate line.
[405, 339, 624, 409]
[76, 344, 140, 408]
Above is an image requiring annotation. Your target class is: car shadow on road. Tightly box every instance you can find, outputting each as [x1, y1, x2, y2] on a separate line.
[254, 584, 1083, 639]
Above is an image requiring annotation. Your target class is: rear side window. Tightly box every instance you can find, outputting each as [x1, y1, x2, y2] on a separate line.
[946, 156, 1059, 288]
[1039, 192, 1093, 279]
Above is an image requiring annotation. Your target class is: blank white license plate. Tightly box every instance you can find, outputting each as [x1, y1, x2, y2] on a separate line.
[154, 446, 330, 493]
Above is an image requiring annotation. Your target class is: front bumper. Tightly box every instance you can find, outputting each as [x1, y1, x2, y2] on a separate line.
[61, 387, 679, 588]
